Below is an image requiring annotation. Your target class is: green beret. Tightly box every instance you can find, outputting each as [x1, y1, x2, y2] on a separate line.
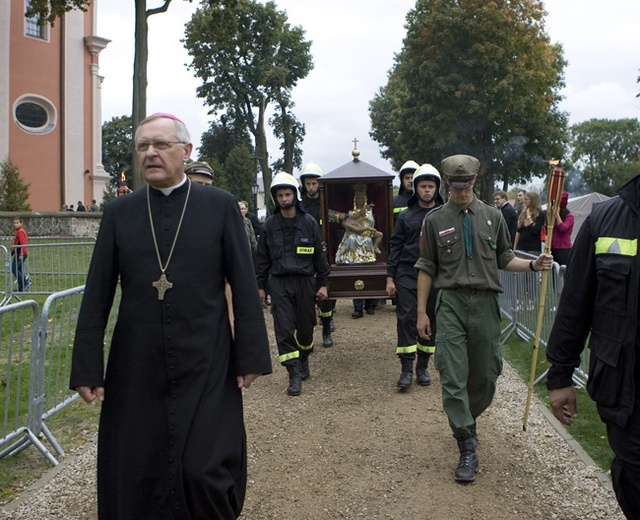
[441, 155, 480, 178]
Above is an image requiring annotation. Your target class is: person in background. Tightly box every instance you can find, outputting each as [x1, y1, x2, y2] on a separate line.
[238, 200, 257, 258]
[77, 201, 86, 212]
[256, 172, 330, 396]
[550, 192, 574, 267]
[299, 162, 336, 347]
[393, 160, 419, 220]
[387, 164, 443, 390]
[70, 112, 271, 519]
[546, 171, 640, 520]
[89, 199, 99, 212]
[513, 190, 546, 254]
[68, 204, 75, 211]
[493, 190, 518, 247]
[514, 189, 526, 215]
[416, 154, 553, 484]
[184, 160, 214, 186]
[11, 217, 31, 291]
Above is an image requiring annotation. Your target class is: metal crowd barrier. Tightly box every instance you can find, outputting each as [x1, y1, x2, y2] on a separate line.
[0, 286, 119, 466]
[498, 251, 588, 387]
[0, 238, 96, 305]
[0, 300, 58, 465]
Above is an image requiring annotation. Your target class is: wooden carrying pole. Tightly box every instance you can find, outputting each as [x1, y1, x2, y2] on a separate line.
[523, 164, 565, 431]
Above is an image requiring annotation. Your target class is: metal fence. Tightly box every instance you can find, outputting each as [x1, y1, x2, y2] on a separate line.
[0, 286, 118, 466]
[498, 251, 588, 387]
[0, 237, 95, 305]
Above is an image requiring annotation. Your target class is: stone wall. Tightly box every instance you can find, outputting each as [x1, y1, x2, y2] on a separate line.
[0, 212, 102, 238]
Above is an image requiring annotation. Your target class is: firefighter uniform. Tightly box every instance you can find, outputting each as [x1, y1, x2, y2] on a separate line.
[256, 172, 330, 395]
[547, 174, 640, 519]
[387, 163, 444, 389]
[299, 163, 337, 347]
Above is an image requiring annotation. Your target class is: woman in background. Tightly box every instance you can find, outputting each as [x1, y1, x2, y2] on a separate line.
[551, 192, 574, 267]
[513, 190, 546, 254]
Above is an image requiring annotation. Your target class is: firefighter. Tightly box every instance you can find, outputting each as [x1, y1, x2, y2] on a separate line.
[299, 162, 336, 347]
[386, 164, 444, 390]
[256, 172, 330, 396]
[393, 160, 420, 219]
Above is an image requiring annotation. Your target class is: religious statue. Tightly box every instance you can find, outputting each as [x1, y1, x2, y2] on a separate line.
[335, 183, 383, 264]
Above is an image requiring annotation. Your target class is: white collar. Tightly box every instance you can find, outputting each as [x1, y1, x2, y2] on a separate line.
[151, 175, 188, 196]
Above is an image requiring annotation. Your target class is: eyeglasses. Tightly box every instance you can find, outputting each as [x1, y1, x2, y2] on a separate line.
[135, 140, 186, 152]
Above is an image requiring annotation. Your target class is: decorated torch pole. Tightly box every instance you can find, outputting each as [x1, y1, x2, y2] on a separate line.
[523, 161, 565, 431]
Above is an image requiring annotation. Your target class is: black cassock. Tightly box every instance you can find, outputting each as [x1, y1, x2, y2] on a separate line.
[70, 182, 272, 520]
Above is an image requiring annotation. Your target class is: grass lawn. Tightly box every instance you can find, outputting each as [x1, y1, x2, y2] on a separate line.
[501, 324, 614, 471]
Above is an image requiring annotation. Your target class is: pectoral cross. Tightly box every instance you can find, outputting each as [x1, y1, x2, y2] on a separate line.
[152, 271, 173, 300]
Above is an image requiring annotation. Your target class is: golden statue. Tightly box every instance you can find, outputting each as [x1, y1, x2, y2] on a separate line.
[335, 183, 383, 264]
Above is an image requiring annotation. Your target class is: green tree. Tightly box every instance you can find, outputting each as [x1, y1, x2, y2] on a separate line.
[102, 115, 133, 178]
[369, 0, 568, 201]
[198, 116, 253, 166]
[222, 145, 258, 202]
[570, 118, 640, 196]
[184, 0, 313, 210]
[0, 157, 32, 212]
[25, 0, 90, 25]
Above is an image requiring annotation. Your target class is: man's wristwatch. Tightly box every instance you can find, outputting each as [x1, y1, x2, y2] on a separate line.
[529, 260, 537, 272]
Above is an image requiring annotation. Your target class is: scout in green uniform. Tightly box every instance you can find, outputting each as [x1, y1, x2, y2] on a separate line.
[415, 154, 553, 483]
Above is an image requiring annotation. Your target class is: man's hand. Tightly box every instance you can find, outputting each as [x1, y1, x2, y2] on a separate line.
[77, 386, 104, 403]
[386, 278, 396, 298]
[258, 288, 267, 308]
[237, 374, 260, 389]
[534, 253, 554, 271]
[417, 311, 432, 341]
[316, 286, 328, 302]
[549, 386, 578, 425]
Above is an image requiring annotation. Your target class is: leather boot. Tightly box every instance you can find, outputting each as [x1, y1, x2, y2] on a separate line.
[396, 357, 414, 390]
[329, 318, 335, 332]
[299, 352, 310, 381]
[322, 318, 334, 348]
[416, 351, 431, 386]
[454, 436, 479, 482]
[286, 362, 302, 396]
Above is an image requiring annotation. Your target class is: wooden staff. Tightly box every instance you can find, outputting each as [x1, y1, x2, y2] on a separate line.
[523, 163, 565, 431]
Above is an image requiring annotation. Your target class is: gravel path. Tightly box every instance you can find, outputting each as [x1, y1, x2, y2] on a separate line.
[1, 301, 624, 519]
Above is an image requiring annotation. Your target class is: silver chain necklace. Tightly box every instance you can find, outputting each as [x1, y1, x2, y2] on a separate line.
[147, 180, 192, 300]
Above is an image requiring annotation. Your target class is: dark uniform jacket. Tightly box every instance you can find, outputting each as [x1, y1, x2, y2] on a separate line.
[500, 202, 518, 246]
[547, 175, 640, 428]
[300, 195, 321, 225]
[393, 189, 412, 219]
[70, 182, 272, 519]
[387, 201, 440, 280]
[256, 210, 330, 289]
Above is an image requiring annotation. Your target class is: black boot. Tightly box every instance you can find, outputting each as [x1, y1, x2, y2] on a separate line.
[329, 318, 335, 332]
[299, 353, 310, 381]
[454, 436, 479, 482]
[322, 318, 334, 348]
[396, 357, 414, 390]
[416, 352, 431, 386]
[286, 362, 302, 396]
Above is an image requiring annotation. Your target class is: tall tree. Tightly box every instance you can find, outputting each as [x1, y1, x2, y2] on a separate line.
[198, 116, 253, 166]
[570, 118, 640, 196]
[183, 0, 313, 206]
[102, 115, 134, 178]
[0, 158, 32, 212]
[369, 0, 568, 201]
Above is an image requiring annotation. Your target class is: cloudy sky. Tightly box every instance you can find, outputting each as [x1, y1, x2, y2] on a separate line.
[97, 0, 640, 176]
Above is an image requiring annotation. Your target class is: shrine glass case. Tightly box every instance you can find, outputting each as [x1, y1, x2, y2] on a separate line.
[318, 158, 394, 298]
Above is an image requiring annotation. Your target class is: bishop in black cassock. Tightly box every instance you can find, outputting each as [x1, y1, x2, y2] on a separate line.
[70, 113, 272, 519]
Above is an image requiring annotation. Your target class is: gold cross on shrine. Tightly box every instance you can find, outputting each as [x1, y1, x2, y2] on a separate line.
[352, 137, 359, 149]
[152, 272, 173, 300]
